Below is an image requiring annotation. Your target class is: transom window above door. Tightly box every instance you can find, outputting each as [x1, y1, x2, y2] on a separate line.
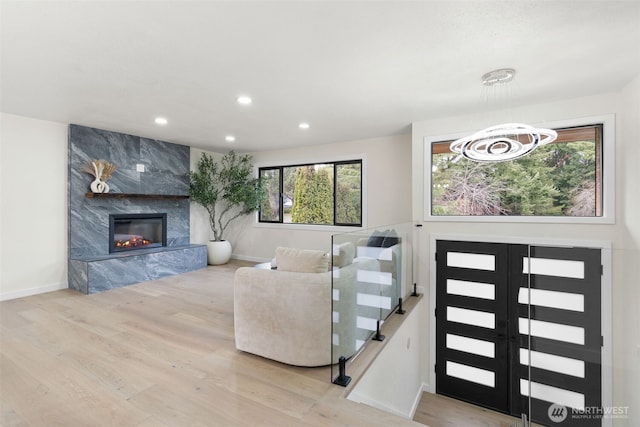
[424, 115, 615, 224]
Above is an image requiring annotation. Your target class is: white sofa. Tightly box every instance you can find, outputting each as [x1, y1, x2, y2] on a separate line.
[233, 245, 373, 367]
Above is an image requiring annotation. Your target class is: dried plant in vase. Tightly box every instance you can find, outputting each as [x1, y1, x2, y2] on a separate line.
[82, 159, 117, 193]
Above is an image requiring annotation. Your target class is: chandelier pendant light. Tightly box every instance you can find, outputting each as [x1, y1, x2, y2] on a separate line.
[450, 69, 557, 162]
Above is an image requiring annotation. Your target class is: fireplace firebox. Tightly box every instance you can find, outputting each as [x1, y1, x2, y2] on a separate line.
[109, 213, 167, 253]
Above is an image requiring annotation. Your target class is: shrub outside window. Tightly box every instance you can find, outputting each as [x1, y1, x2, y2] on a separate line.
[259, 160, 362, 226]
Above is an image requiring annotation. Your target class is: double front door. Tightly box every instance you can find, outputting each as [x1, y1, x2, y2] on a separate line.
[435, 240, 602, 426]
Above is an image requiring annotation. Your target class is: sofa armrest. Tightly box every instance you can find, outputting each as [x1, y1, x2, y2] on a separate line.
[233, 267, 332, 367]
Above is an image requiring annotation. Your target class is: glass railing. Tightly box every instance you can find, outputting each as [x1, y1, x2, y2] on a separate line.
[330, 222, 415, 384]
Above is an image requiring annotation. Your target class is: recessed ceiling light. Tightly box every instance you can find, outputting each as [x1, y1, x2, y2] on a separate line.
[299, 122, 310, 129]
[225, 135, 236, 142]
[154, 117, 168, 125]
[237, 96, 252, 105]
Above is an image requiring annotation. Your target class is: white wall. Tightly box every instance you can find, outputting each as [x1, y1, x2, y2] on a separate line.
[225, 134, 413, 261]
[348, 297, 427, 419]
[615, 73, 640, 423]
[0, 122, 411, 297]
[411, 77, 640, 425]
[0, 113, 69, 300]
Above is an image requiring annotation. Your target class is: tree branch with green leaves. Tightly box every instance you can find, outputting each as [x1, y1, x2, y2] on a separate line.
[189, 151, 265, 242]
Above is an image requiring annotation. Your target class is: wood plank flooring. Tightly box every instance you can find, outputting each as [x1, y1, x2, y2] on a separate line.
[414, 394, 521, 427]
[0, 261, 419, 426]
[1, 260, 521, 427]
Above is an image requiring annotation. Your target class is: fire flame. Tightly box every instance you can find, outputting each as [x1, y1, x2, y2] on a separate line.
[114, 236, 151, 249]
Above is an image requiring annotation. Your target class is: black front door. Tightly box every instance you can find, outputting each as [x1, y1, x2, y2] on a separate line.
[435, 240, 510, 413]
[436, 240, 602, 426]
[508, 244, 602, 426]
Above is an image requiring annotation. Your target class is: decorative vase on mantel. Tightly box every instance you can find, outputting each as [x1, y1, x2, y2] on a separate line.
[82, 159, 117, 194]
[90, 177, 110, 193]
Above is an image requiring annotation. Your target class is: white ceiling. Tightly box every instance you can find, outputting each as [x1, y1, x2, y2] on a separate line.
[2, 1, 640, 152]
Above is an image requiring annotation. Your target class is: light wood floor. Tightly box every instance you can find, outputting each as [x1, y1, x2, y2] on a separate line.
[1, 260, 520, 427]
[414, 394, 521, 427]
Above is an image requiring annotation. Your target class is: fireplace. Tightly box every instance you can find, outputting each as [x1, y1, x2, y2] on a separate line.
[109, 213, 167, 253]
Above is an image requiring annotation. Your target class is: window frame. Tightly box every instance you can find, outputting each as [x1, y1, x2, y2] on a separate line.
[423, 114, 615, 224]
[258, 158, 364, 228]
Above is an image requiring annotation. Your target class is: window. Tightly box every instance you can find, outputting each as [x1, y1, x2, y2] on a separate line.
[424, 115, 615, 223]
[259, 160, 362, 226]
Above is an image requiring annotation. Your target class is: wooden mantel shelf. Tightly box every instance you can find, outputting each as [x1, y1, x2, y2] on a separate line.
[85, 193, 189, 200]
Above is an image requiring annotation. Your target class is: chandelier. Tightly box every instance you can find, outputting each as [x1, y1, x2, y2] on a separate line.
[450, 69, 557, 162]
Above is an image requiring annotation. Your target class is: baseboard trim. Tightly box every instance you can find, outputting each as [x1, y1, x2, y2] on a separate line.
[348, 390, 415, 419]
[408, 382, 430, 419]
[349, 379, 426, 420]
[0, 282, 68, 301]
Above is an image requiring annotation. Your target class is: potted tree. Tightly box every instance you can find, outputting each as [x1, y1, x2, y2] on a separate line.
[189, 151, 264, 265]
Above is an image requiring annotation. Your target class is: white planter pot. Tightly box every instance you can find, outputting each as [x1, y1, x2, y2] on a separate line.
[207, 240, 232, 265]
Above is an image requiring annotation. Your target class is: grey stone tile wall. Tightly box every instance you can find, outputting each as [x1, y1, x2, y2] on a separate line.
[69, 125, 190, 258]
[67, 124, 206, 294]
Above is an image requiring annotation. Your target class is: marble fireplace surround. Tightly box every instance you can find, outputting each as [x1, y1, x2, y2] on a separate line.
[67, 125, 206, 294]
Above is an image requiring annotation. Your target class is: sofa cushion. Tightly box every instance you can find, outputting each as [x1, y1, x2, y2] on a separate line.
[275, 247, 329, 273]
[332, 241, 355, 268]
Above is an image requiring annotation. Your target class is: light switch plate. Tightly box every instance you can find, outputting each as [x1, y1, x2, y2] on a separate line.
[136, 164, 145, 172]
